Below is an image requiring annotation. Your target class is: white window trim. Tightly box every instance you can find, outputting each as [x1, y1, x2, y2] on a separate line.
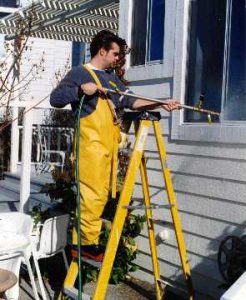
[0, 7, 18, 13]
[171, 0, 246, 144]
[119, 0, 176, 82]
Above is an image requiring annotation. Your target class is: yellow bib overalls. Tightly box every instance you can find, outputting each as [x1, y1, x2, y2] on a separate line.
[72, 64, 120, 246]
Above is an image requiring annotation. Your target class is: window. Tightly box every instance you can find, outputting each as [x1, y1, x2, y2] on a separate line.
[0, 1, 21, 58]
[185, 0, 246, 123]
[131, 0, 165, 66]
[0, 35, 5, 57]
[223, 0, 246, 120]
[0, 0, 19, 7]
[72, 42, 85, 67]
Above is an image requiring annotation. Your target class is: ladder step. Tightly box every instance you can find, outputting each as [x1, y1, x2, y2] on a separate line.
[81, 256, 102, 269]
[71, 249, 103, 268]
[123, 204, 173, 210]
[149, 218, 173, 226]
[63, 287, 91, 300]
[157, 278, 166, 285]
[101, 218, 111, 225]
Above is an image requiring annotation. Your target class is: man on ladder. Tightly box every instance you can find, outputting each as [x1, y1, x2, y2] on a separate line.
[50, 29, 180, 262]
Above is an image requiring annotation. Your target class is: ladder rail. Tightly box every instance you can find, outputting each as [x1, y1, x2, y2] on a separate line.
[58, 260, 78, 300]
[153, 120, 194, 299]
[140, 155, 163, 300]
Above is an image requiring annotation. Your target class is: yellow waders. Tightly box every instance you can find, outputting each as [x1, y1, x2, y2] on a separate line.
[72, 65, 120, 246]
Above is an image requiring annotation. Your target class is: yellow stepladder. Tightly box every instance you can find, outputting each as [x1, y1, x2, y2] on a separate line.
[60, 111, 194, 300]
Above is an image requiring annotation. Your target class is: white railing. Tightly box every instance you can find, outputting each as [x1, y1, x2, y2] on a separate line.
[11, 107, 74, 212]
[17, 125, 74, 167]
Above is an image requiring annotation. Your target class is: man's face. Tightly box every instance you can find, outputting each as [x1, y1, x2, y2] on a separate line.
[101, 42, 120, 69]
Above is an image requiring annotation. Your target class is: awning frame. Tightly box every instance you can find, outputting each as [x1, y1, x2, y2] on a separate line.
[0, 0, 119, 42]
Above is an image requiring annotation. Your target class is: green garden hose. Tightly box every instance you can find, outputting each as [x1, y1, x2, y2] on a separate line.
[75, 95, 85, 299]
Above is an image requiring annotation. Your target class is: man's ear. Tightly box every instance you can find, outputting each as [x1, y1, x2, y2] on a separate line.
[99, 48, 106, 56]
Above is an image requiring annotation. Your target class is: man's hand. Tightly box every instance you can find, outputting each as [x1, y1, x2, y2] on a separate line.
[162, 99, 181, 111]
[81, 82, 106, 96]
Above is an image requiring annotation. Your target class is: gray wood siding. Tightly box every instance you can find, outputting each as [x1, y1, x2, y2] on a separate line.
[126, 83, 246, 299]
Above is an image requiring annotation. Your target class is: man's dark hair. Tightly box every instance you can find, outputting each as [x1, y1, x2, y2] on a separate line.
[90, 30, 125, 58]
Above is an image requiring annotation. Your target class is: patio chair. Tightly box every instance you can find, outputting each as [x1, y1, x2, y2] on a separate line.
[35, 125, 65, 174]
[31, 214, 69, 300]
[0, 212, 39, 300]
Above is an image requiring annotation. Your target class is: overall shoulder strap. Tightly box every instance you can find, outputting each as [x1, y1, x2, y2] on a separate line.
[83, 64, 103, 88]
[83, 64, 119, 125]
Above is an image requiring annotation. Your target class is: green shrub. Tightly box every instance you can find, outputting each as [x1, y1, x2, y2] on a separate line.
[83, 196, 146, 284]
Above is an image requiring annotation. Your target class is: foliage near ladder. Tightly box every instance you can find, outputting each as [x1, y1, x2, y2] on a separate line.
[84, 194, 146, 284]
[32, 146, 146, 284]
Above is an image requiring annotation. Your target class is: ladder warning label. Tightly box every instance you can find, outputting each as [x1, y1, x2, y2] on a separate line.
[136, 127, 149, 151]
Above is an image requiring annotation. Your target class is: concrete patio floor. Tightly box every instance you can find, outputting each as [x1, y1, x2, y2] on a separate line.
[20, 273, 185, 300]
[19, 253, 185, 300]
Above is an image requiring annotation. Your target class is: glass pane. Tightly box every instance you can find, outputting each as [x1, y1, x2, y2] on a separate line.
[224, 0, 246, 120]
[72, 42, 85, 67]
[0, 12, 9, 18]
[185, 0, 226, 122]
[131, 0, 148, 66]
[0, 0, 18, 7]
[148, 0, 165, 61]
[0, 35, 5, 58]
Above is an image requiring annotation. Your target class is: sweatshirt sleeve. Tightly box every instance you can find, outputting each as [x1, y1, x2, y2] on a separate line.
[50, 66, 92, 108]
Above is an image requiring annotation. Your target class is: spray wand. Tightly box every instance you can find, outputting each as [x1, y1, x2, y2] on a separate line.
[105, 84, 220, 123]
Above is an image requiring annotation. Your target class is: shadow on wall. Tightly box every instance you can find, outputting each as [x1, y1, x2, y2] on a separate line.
[145, 184, 246, 299]
[144, 136, 246, 299]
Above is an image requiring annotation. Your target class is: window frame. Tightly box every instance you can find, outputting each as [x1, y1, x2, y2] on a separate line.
[119, 0, 176, 81]
[171, 0, 246, 144]
[131, 0, 165, 65]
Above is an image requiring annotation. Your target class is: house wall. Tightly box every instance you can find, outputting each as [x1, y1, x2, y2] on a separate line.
[19, 37, 72, 119]
[119, 1, 246, 299]
[0, 36, 71, 122]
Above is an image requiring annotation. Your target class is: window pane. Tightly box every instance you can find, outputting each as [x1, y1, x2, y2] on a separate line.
[0, 12, 7, 58]
[148, 0, 165, 61]
[131, 0, 148, 66]
[0, 12, 9, 18]
[0, 0, 19, 7]
[0, 35, 5, 58]
[224, 0, 246, 120]
[185, 0, 226, 122]
[72, 42, 85, 67]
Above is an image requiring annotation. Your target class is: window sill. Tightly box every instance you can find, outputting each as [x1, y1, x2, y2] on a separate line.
[126, 62, 172, 82]
[171, 122, 246, 144]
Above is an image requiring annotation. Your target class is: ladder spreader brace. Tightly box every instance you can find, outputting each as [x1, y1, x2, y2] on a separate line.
[59, 111, 194, 300]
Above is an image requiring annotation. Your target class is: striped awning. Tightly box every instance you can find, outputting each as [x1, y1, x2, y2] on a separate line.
[0, 0, 119, 42]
